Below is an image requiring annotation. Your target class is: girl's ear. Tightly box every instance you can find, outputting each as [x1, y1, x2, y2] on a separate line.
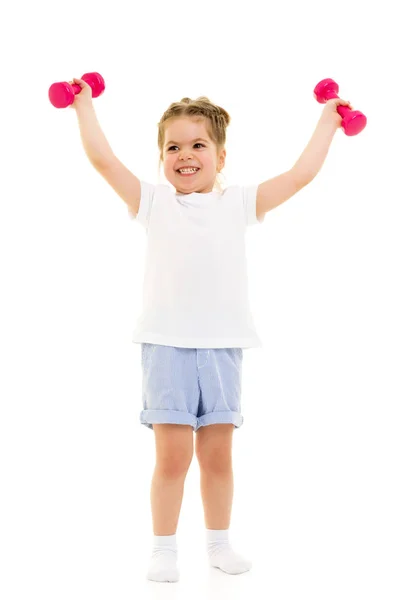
[219, 148, 226, 169]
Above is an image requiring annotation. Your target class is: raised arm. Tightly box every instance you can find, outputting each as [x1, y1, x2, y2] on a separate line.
[256, 98, 352, 220]
[72, 78, 141, 217]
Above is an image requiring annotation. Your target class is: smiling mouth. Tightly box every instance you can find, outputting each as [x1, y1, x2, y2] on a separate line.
[177, 168, 200, 176]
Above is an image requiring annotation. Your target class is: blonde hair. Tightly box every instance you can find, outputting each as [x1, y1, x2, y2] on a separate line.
[157, 96, 231, 193]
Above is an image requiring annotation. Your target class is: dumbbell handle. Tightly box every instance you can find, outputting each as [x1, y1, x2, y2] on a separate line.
[70, 83, 84, 97]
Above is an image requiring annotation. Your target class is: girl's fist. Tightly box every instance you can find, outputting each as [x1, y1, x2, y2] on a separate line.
[68, 78, 93, 109]
[320, 98, 353, 128]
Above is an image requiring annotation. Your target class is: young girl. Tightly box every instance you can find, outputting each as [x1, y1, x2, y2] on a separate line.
[70, 78, 352, 583]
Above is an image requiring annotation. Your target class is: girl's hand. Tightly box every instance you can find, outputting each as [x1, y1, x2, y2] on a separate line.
[68, 78, 93, 109]
[319, 97, 353, 128]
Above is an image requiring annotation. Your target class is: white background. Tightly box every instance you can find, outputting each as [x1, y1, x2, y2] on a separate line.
[1, 0, 399, 598]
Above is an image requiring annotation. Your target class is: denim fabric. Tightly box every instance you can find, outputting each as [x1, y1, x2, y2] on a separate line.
[140, 344, 244, 431]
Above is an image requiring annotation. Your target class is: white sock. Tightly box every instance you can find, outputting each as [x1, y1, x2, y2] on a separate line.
[206, 528, 252, 575]
[147, 534, 179, 583]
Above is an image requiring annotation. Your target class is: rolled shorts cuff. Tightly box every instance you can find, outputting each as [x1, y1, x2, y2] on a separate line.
[197, 411, 243, 431]
[140, 409, 243, 431]
[140, 409, 198, 430]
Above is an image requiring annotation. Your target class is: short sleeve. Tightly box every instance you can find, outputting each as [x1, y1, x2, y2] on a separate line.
[128, 180, 156, 230]
[242, 185, 264, 226]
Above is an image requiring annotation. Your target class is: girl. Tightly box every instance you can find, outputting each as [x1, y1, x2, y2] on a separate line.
[70, 78, 352, 582]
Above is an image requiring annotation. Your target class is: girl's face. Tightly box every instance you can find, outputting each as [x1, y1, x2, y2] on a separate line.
[162, 117, 226, 194]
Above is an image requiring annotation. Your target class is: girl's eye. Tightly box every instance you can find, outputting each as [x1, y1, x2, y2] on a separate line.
[168, 143, 205, 151]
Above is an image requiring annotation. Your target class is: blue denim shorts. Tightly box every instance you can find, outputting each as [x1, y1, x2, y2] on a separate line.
[140, 344, 244, 432]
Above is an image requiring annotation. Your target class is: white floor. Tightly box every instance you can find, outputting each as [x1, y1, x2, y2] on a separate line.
[137, 548, 254, 600]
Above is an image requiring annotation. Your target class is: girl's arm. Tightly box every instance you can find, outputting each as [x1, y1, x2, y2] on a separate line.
[72, 80, 141, 217]
[255, 98, 352, 219]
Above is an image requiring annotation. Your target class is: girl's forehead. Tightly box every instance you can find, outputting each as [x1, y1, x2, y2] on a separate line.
[166, 117, 208, 134]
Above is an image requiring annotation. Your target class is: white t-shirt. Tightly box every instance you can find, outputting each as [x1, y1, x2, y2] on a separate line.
[128, 181, 265, 349]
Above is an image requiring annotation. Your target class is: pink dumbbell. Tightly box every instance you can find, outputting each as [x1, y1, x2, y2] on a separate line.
[48, 72, 105, 108]
[314, 78, 367, 136]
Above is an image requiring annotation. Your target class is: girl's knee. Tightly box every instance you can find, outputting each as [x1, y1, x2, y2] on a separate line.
[153, 424, 194, 477]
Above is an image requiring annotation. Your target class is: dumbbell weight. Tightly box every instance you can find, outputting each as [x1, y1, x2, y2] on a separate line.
[48, 72, 105, 108]
[314, 78, 367, 136]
